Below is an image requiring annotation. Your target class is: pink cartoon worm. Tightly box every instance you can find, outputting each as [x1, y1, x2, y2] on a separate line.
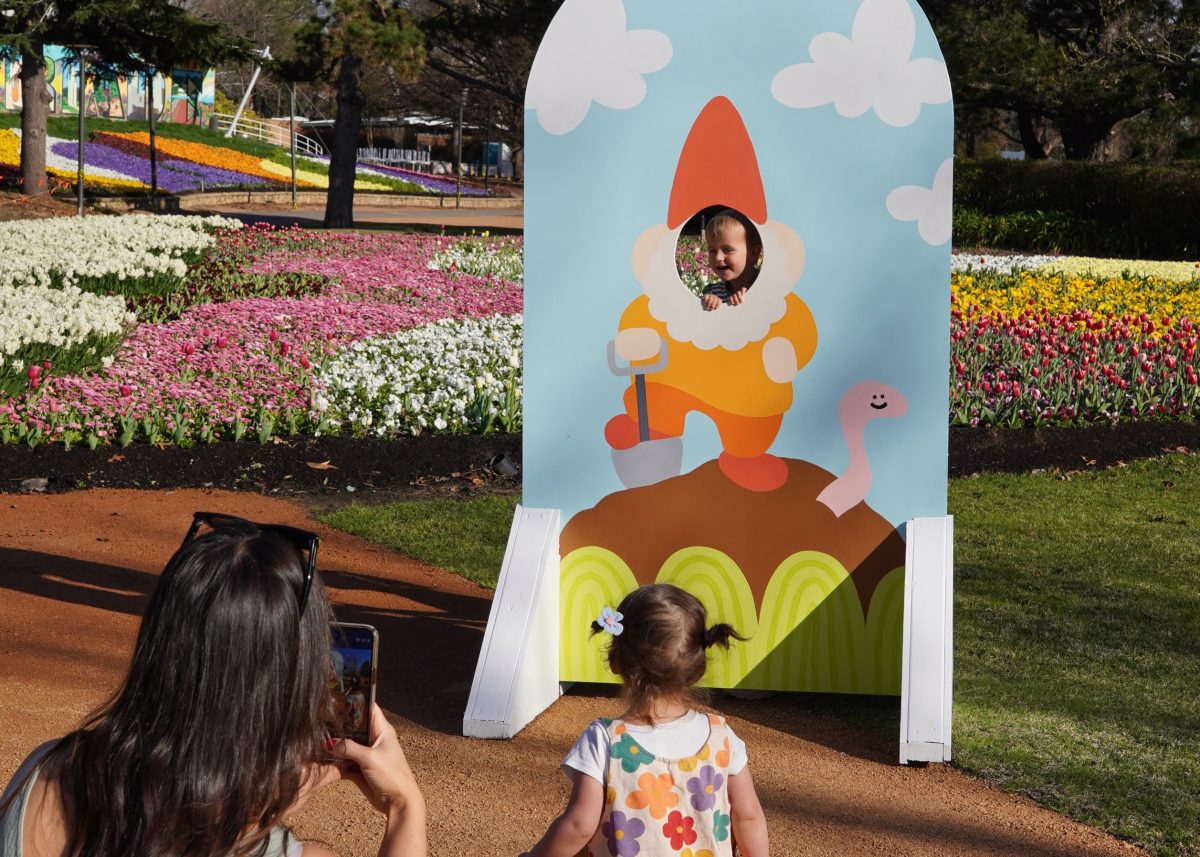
[816, 381, 908, 518]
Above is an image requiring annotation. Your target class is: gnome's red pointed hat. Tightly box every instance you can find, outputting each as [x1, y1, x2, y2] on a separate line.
[667, 97, 767, 230]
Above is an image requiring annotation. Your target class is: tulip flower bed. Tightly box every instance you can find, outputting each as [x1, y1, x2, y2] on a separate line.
[952, 266, 1200, 427]
[0, 219, 522, 449]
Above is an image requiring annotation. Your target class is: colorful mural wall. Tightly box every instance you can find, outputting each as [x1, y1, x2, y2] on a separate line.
[0, 46, 215, 124]
[524, 0, 954, 694]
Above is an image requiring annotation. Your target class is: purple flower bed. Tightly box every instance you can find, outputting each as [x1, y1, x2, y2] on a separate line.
[310, 156, 490, 196]
[52, 140, 277, 192]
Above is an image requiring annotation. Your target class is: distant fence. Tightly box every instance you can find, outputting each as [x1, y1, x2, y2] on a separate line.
[358, 147, 433, 170]
[209, 113, 326, 158]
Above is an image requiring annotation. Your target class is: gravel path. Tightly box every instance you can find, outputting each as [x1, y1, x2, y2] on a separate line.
[0, 489, 1144, 855]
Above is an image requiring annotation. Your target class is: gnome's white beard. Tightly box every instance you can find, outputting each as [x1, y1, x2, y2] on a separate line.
[642, 223, 797, 351]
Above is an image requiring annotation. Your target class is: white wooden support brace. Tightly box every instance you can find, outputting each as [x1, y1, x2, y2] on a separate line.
[463, 506, 562, 739]
[899, 515, 955, 764]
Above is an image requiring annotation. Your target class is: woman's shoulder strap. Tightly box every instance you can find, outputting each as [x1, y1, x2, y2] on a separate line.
[0, 739, 60, 818]
[2, 741, 59, 797]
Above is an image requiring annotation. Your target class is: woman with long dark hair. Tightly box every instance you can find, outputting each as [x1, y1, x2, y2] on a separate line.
[0, 514, 426, 857]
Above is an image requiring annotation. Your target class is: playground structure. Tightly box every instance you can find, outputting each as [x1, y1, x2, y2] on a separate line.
[468, 0, 955, 762]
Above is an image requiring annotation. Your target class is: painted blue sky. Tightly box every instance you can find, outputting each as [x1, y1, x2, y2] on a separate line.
[524, 0, 953, 528]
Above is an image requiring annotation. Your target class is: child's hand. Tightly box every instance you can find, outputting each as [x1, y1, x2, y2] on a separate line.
[729, 288, 746, 306]
[702, 293, 722, 311]
[328, 703, 425, 820]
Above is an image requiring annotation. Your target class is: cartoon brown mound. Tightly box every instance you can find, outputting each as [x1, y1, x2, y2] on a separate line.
[562, 459, 904, 612]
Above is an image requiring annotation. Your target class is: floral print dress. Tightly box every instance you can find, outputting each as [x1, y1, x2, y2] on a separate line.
[586, 714, 735, 857]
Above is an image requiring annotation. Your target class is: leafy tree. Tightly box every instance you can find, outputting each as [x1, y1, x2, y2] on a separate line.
[400, 0, 559, 179]
[0, 0, 244, 197]
[0, 1, 95, 196]
[287, 0, 423, 228]
[182, 0, 312, 118]
[90, 1, 247, 202]
[926, 0, 1200, 160]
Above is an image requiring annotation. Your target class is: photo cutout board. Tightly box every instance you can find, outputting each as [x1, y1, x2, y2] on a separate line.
[524, 0, 953, 694]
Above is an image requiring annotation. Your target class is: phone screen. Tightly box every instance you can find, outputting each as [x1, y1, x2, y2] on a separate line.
[330, 622, 378, 746]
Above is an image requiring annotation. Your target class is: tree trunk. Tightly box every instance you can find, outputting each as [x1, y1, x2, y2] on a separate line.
[324, 45, 364, 229]
[19, 41, 51, 198]
[1058, 114, 1113, 160]
[1016, 106, 1048, 160]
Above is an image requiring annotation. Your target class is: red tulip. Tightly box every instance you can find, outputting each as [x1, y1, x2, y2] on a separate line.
[27, 365, 41, 380]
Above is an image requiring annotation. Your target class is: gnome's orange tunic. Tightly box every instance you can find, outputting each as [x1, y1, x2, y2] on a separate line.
[606, 97, 819, 493]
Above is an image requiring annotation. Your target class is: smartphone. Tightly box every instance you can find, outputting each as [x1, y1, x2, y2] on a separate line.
[329, 622, 378, 746]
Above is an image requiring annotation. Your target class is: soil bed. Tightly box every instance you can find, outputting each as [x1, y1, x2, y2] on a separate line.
[0, 434, 521, 506]
[950, 419, 1200, 475]
[0, 422, 1195, 500]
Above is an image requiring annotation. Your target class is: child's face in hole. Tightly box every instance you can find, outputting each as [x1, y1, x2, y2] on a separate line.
[706, 223, 756, 285]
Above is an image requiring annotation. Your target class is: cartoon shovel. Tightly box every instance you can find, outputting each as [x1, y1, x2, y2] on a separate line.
[607, 332, 683, 489]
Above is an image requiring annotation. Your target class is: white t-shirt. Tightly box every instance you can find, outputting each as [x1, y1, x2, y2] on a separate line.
[563, 710, 748, 786]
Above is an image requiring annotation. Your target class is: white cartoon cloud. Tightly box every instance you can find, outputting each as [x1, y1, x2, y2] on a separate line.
[525, 0, 672, 136]
[887, 157, 953, 245]
[770, 0, 950, 127]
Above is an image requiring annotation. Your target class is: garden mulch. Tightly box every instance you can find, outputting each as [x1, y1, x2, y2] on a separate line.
[0, 488, 1145, 856]
[0, 191, 81, 221]
[0, 421, 1196, 501]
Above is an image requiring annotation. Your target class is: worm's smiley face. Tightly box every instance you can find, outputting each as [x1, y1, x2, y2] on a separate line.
[840, 381, 909, 424]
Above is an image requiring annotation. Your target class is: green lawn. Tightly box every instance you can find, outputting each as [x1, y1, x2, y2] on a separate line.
[950, 456, 1199, 856]
[321, 455, 1199, 855]
[319, 495, 519, 588]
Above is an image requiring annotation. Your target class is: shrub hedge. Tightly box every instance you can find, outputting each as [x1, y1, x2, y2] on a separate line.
[954, 159, 1200, 259]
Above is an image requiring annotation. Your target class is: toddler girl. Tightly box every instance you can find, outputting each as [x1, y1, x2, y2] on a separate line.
[525, 584, 769, 857]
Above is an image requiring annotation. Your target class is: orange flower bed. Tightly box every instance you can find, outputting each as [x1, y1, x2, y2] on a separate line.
[107, 131, 322, 187]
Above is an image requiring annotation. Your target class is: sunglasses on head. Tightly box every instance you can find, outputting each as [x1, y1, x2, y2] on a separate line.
[180, 512, 320, 615]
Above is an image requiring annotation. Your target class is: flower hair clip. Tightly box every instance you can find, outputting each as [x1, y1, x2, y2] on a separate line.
[597, 607, 624, 636]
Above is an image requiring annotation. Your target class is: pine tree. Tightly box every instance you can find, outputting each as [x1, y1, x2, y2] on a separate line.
[289, 0, 423, 229]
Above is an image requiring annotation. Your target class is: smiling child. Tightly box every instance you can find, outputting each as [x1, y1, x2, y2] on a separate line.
[700, 210, 763, 311]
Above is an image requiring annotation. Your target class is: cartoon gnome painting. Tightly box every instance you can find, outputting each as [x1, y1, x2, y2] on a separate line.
[559, 97, 913, 694]
[524, 0, 953, 696]
[603, 97, 819, 494]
